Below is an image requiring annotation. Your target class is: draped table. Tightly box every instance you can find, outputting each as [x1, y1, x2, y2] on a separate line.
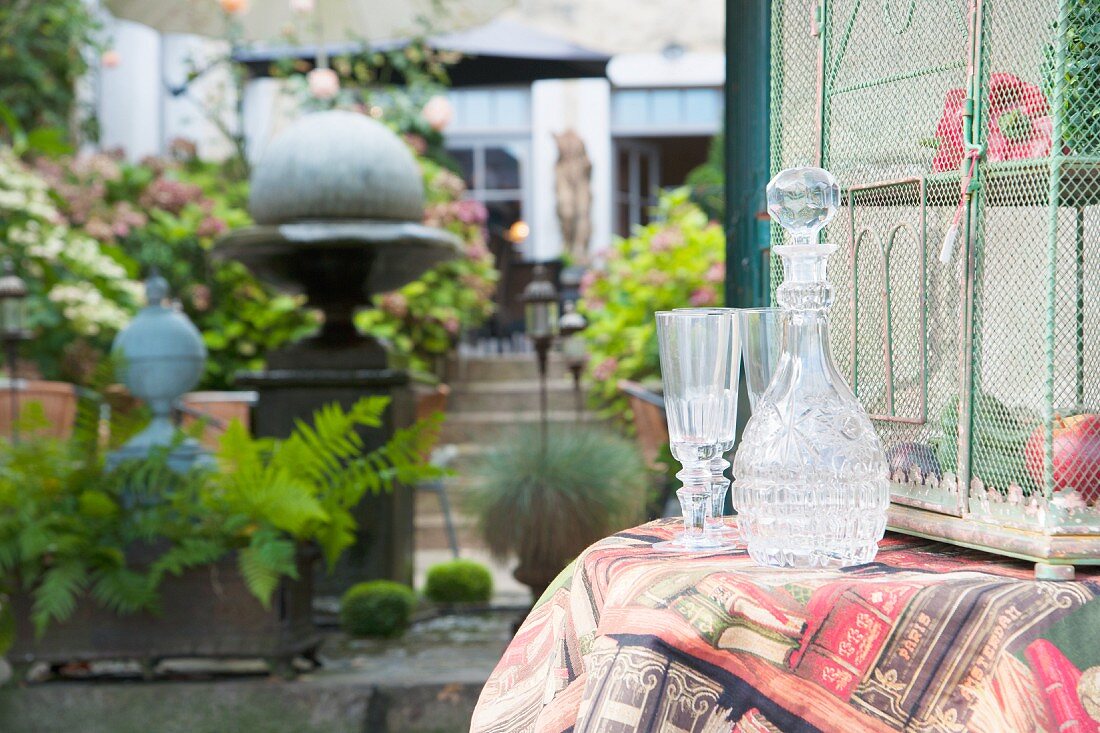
[471, 518, 1100, 733]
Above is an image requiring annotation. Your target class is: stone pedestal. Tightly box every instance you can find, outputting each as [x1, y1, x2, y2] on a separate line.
[237, 360, 415, 593]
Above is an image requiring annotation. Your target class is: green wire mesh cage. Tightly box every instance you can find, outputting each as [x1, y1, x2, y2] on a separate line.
[770, 0, 1100, 575]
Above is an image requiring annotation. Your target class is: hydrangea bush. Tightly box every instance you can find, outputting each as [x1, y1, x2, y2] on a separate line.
[0, 148, 143, 378]
[579, 189, 725, 417]
[31, 148, 316, 387]
[357, 159, 498, 375]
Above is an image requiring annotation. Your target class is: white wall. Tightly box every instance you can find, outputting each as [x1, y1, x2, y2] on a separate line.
[530, 78, 612, 262]
[97, 20, 162, 158]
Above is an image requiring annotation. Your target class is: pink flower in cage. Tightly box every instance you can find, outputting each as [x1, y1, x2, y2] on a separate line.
[690, 286, 718, 307]
[307, 68, 340, 100]
[592, 357, 619, 381]
[932, 73, 1052, 172]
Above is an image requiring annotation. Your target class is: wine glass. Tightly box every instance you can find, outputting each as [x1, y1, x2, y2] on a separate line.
[675, 308, 740, 539]
[654, 310, 736, 551]
[738, 307, 782, 413]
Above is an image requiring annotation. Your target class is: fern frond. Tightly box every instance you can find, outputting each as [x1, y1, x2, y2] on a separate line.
[150, 538, 226, 583]
[90, 566, 158, 615]
[32, 562, 86, 636]
[237, 531, 297, 607]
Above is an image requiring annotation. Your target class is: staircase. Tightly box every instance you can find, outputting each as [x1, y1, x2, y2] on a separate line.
[414, 353, 590, 554]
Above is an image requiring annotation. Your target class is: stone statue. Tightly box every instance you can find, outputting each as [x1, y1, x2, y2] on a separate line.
[554, 130, 592, 262]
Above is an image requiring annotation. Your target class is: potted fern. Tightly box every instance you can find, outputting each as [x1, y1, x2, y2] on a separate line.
[466, 424, 648, 601]
[0, 396, 438, 680]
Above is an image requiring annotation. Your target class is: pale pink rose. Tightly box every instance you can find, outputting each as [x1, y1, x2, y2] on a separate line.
[421, 95, 454, 132]
[592, 357, 618, 381]
[307, 68, 340, 100]
[220, 0, 249, 14]
[101, 50, 121, 69]
[289, 0, 314, 12]
[689, 286, 718, 307]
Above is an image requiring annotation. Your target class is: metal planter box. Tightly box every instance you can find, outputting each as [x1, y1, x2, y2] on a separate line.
[770, 0, 1100, 576]
[6, 550, 320, 680]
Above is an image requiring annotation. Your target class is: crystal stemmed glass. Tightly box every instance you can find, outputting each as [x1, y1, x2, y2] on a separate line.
[675, 308, 740, 539]
[738, 307, 782, 413]
[654, 310, 736, 551]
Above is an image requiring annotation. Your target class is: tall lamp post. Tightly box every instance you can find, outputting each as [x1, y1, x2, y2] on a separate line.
[558, 302, 588, 422]
[521, 265, 559, 451]
[0, 259, 30, 443]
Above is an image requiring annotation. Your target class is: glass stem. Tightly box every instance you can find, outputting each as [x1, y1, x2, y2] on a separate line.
[706, 456, 730, 529]
[675, 462, 710, 541]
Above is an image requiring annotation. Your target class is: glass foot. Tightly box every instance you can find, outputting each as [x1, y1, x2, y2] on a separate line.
[705, 520, 740, 540]
[653, 532, 737, 553]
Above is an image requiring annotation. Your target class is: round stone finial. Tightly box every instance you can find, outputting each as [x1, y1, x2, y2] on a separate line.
[145, 273, 169, 306]
[767, 167, 841, 246]
[249, 110, 425, 225]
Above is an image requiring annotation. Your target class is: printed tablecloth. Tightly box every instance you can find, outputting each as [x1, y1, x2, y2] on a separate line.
[471, 518, 1100, 733]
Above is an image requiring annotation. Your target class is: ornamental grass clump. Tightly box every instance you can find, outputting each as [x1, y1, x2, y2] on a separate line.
[340, 581, 418, 638]
[466, 425, 648, 599]
[424, 559, 493, 605]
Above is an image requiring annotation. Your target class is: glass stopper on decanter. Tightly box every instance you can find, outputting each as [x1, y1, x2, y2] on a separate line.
[731, 166, 889, 568]
[766, 166, 841, 246]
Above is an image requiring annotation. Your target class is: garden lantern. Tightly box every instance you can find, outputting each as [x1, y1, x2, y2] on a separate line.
[0, 259, 29, 443]
[558, 302, 588, 422]
[522, 266, 560, 449]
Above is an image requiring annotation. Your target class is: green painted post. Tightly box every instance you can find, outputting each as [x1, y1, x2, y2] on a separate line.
[724, 0, 772, 309]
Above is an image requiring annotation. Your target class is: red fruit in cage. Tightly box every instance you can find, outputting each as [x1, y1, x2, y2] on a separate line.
[1025, 414, 1100, 501]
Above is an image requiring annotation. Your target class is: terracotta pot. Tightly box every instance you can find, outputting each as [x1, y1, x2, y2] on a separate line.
[0, 380, 79, 439]
[180, 391, 259, 449]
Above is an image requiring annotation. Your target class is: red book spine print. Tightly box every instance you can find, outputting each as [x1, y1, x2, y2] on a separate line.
[1024, 639, 1098, 733]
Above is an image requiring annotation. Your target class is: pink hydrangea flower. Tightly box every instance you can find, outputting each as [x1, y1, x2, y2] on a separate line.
[704, 262, 725, 284]
[689, 286, 718, 306]
[592, 357, 618, 381]
[649, 227, 683, 253]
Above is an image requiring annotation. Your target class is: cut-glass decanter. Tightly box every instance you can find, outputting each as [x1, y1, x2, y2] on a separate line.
[731, 167, 890, 568]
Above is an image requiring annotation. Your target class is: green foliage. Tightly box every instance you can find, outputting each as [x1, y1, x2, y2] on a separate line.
[339, 580, 418, 638]
[423, 559, 492, 605]
[465, 425, 648, 583]
[358, 160, 497, 374]
[0, 397, 440, 636]
[28, 150, 317, 387]
[0, 0, 100, 144]
[685, 134, 725, 222]
[1044, 0, 1100, 156]
[579, 189, 725, 418]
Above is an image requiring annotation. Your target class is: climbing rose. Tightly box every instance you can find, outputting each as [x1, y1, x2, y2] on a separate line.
[220, 0, 249, 14]
[307, 68, 340, 100]
[101, 50, 121, 69]
[422, 95, 454, 132]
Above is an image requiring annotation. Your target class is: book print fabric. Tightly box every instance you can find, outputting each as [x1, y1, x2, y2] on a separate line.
[471, 519, 1100, 733]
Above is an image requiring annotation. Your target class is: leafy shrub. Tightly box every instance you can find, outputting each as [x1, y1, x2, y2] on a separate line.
[685, 134, 725, 222]
[0, 0, 100, 142]
[0, 396, 441, 636]
[579, 189, 725, 417]
[31, 149, 317, 387]
[423, 559, 493, 605]
[1043, 0, 1100, 156]
[357, 159, 498, 375]
[340, 580, 418, 638]
[466, 425, 648, 597]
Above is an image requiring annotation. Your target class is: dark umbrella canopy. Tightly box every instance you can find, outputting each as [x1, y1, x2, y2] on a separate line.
[233, 18, 610, 86]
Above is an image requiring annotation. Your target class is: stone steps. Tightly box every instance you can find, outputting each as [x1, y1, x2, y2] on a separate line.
[438, 409, 588, 444]
[445, 354, 575, 382]
[447, 378, 585, 413]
